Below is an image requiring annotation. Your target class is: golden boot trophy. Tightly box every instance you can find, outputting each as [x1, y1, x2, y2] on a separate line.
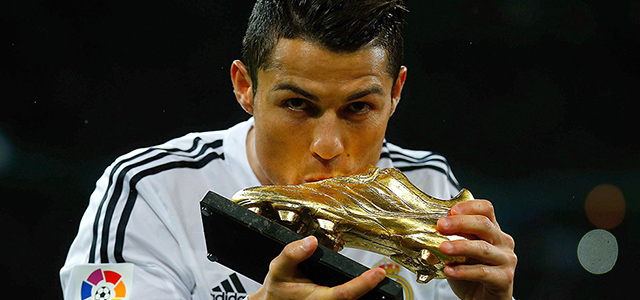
[232, 166, 473, 283]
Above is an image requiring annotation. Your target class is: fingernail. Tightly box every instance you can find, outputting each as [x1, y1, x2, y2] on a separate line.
[444, 265, 454, 276]
[302, 236, 313, 250]
[450, 206, 459, 215]
[440, 242, 452, 253]
[374, 268, 386, 281]
[439, 218, 450, 230]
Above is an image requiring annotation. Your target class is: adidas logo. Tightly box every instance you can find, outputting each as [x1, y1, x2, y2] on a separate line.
[211, 273, 247, 300]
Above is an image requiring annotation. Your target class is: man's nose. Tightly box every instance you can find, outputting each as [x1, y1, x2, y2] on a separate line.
[310, 114, 345, 162]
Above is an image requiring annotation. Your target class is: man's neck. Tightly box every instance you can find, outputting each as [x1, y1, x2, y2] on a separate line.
[246, 126, 271, 185]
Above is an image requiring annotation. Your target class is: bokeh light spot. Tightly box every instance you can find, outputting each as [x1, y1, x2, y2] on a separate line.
[577, 229, 618, 274]
[584, 184, 625, 229]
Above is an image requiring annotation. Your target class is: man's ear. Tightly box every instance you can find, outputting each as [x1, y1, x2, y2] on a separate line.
[390, 66, 407, 116]
[231, 60, 255, 115]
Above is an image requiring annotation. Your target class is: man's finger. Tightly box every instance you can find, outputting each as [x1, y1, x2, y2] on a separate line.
[450, 200, 498, 225]
[268, 236, 318, 280]
[440, 239, 508, 267]
[444, 263, 514, 295]
[438, 214, 500, 245]
[328, 268, 387, 300]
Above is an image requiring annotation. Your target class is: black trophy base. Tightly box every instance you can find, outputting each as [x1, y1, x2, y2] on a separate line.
[200, 191, 403, 300]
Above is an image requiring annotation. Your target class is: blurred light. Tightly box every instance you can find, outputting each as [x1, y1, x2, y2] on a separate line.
[577, 229, 618, 274]
[584, 184, 626, 229]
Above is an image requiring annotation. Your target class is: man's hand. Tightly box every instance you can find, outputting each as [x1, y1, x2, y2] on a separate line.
[437, 200, 517, 300]
[250, 236, 387, 300]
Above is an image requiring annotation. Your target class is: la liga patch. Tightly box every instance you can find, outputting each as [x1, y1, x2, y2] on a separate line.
[72, 264, 133, 300]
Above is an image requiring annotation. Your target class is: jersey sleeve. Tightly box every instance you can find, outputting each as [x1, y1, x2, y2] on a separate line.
[60, 155, 195, 299]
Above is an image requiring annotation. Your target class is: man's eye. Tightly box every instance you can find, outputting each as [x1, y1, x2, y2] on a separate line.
[285, 98, 309, 110]
[347, 102, 371, 113]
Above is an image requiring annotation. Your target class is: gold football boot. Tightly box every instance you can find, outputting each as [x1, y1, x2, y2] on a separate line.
[231, 166, 473, 283]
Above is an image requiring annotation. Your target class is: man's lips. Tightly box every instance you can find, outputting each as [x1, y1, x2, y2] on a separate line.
[302, 173, 349, 183]
[302, 172, 355, 183]
[302, 177, 332, 183]
[301, 168, 362, 184]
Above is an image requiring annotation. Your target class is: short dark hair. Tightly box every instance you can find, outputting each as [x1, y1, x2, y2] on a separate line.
[242, 0, 407, 93]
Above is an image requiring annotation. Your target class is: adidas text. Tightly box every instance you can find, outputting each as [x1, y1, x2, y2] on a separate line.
[211, 292, 246, 300]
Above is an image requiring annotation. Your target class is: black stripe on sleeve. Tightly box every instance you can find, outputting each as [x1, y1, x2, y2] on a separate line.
[113, 150, 224, 263]
[396, 164, 461, 190]
[99, 152, 173, 263]
[388, 150, 461, 190]
[89, 147, 157, 263]
[89, 138, 206, 262]
[89, 137, 222, 263]
[378, 141, 391, 160]
[388, 149, 440, 163]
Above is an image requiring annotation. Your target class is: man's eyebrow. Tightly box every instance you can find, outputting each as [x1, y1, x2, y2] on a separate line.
[272, 83, 319, 101]
[272, 83, 385, 102]
[346, 86, 385, 101]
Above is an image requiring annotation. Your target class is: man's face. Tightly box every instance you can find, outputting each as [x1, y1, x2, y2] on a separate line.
[233, 38, 406, 185]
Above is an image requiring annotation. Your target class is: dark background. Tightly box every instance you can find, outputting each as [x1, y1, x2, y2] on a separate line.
[2, 0, 638, 299]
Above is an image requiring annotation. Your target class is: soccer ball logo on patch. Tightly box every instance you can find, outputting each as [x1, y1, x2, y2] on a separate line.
[94, 286, 111, 300]
[80, 268, 127, 300]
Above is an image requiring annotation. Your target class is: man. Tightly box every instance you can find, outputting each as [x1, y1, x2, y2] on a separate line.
[61, 1, 516, 299]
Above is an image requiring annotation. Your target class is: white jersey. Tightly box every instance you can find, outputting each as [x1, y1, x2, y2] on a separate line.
[60, 118, 462, 300]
